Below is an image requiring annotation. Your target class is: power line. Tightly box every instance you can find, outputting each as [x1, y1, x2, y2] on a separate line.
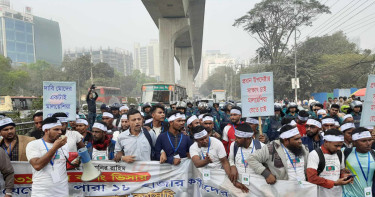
[304, 0, 357, 39]
[324, 0, 375, 35]
[314, 0, 368, 36]
[346, 19, 375, 34]
[338, 12, 375, 32]
[299, 0, 338, 32]
[342, 16, 375, 33]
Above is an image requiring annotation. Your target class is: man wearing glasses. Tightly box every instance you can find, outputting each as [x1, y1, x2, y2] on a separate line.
[302, 118, 324, 152]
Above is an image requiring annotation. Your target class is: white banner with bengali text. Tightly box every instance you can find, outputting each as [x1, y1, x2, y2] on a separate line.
[0, 160, 317, 197]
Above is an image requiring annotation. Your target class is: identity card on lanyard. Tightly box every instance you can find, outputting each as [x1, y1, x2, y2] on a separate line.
[240, 146, 253, 185]
[355, 150, 372, 197]
[202, 138, 211, 181]
[167, 132, 183, 159]
[42, 139, 61, 183]
[282, 144, 304, 188]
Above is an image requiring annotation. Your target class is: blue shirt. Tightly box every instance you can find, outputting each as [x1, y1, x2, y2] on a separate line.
[343, 148, 375, 197]
[155, 131, 192, 164]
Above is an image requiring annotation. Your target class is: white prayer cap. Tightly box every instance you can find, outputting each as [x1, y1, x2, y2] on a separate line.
[343, 114, 353, 121]
[352, 131, 372, 141]
[76, 119, 88, 126]
[187, 115, 198, 125]
[340, 123, 355, 132]
[317, 109, 327, 115]
[245, 117, 262, 125]
[120, 106, 129, 111]
[120, 114, 128, 120]
[280, 127, 299, 139]
[102, 112, 114, 118]
[93, 122, 107, 132]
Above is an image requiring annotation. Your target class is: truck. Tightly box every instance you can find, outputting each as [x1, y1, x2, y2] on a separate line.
[211, 90, 226, 102]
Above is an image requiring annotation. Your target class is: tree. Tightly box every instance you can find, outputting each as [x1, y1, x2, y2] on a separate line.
[234, 0, 330, 64]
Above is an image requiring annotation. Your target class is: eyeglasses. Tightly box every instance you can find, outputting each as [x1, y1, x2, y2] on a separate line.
[313, 109, 319, 111]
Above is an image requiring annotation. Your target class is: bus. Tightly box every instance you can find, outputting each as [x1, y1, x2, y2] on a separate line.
[141, 83, 187, 104]
[94, 86, 122, 106]
[0, 96, 39, 111]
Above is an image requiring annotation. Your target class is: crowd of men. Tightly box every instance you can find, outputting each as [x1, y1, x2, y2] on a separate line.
[0, 89, 374, 197]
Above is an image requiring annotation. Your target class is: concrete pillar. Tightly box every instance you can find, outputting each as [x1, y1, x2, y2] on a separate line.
[159, 18, 189, 83]
[187, 67, 194, 97]
[175, 47, 192, 89]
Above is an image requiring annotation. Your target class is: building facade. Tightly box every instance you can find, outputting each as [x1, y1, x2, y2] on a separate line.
[65, 47, 133, 76]
[133, 40, 159, 79]
[195, 50, 235, 87]
[0, 0, 62, 65]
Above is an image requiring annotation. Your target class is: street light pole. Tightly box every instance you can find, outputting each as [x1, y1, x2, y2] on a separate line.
[294, 3, 298, 103]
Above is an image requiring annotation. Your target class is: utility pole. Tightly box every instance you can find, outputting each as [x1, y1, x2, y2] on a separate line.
[294, 2, 298, 103]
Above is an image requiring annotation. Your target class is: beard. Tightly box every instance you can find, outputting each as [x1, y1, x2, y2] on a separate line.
[306, 130, 318, 138]
[287, 144, 303, 157]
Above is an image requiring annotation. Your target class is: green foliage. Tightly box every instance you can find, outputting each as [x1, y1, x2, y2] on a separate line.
[234, 0, 330, 64]
[0, 54, 156, 103]
[32, 98, 43, 110]
[200, 31, 375, 100]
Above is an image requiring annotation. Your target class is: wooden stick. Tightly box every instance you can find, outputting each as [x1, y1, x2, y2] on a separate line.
[258, 117, 263, 135]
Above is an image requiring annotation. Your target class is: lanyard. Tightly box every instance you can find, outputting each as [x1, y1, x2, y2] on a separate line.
[167, 132, 183, 154]
[355, 149, 370, 186]
[281, 144, 297, 172]
[240, 144, 254, 172]
[42, 139, 58, 166]
[201, 138, 211, 159]
[2, 143, 11, 158]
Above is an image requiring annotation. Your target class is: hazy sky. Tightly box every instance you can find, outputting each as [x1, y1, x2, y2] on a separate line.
[14, 0, 375, 61]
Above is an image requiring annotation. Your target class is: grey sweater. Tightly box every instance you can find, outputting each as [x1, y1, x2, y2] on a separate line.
[248, 139, 309, 180]
[0, 148, 14, 193]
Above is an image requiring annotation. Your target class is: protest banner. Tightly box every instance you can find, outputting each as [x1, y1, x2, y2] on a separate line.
[360, 75, 375, 126]
[43, 81, 76, 120]
[1, 160, 317, 197]
[240, 72, 274, 118]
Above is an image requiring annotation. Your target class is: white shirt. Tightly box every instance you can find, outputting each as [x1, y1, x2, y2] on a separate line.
[229, 140, 265, 175]
[26, 139, 69, 197]
[189, 137, 227, 169]
[308, 149, 344, 197]
[65, 130, 83, 152]
[282, 147, 306, 181]
[115, 129, 156, 161]
[152, 127, 162, 137]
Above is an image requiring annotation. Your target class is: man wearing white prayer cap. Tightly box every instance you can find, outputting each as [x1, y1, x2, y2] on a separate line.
[102, 112, 118, 135]
[75, 119, 93, 147]
[222, 106, 243, 155]
[26, 117, 69, 197]
[341, 114, 354, 124]
[302, 118, 324, 152]
[307, 129, 353, 197]
[229, 123, 264, 193]
[340, 123, 355, 149]
[343, 127, 375, 197]
[155, 110, 192, 165]
[119, 105, 129, 115]
[189, 126, 232, 187]
[202, 114, 221, 139]
[52, 113, 85, 153]
[186, 115, 201, 139]
[321, 116, 336, 133]
[245, 117, 267, 143]
[249, 125, 309, 185]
